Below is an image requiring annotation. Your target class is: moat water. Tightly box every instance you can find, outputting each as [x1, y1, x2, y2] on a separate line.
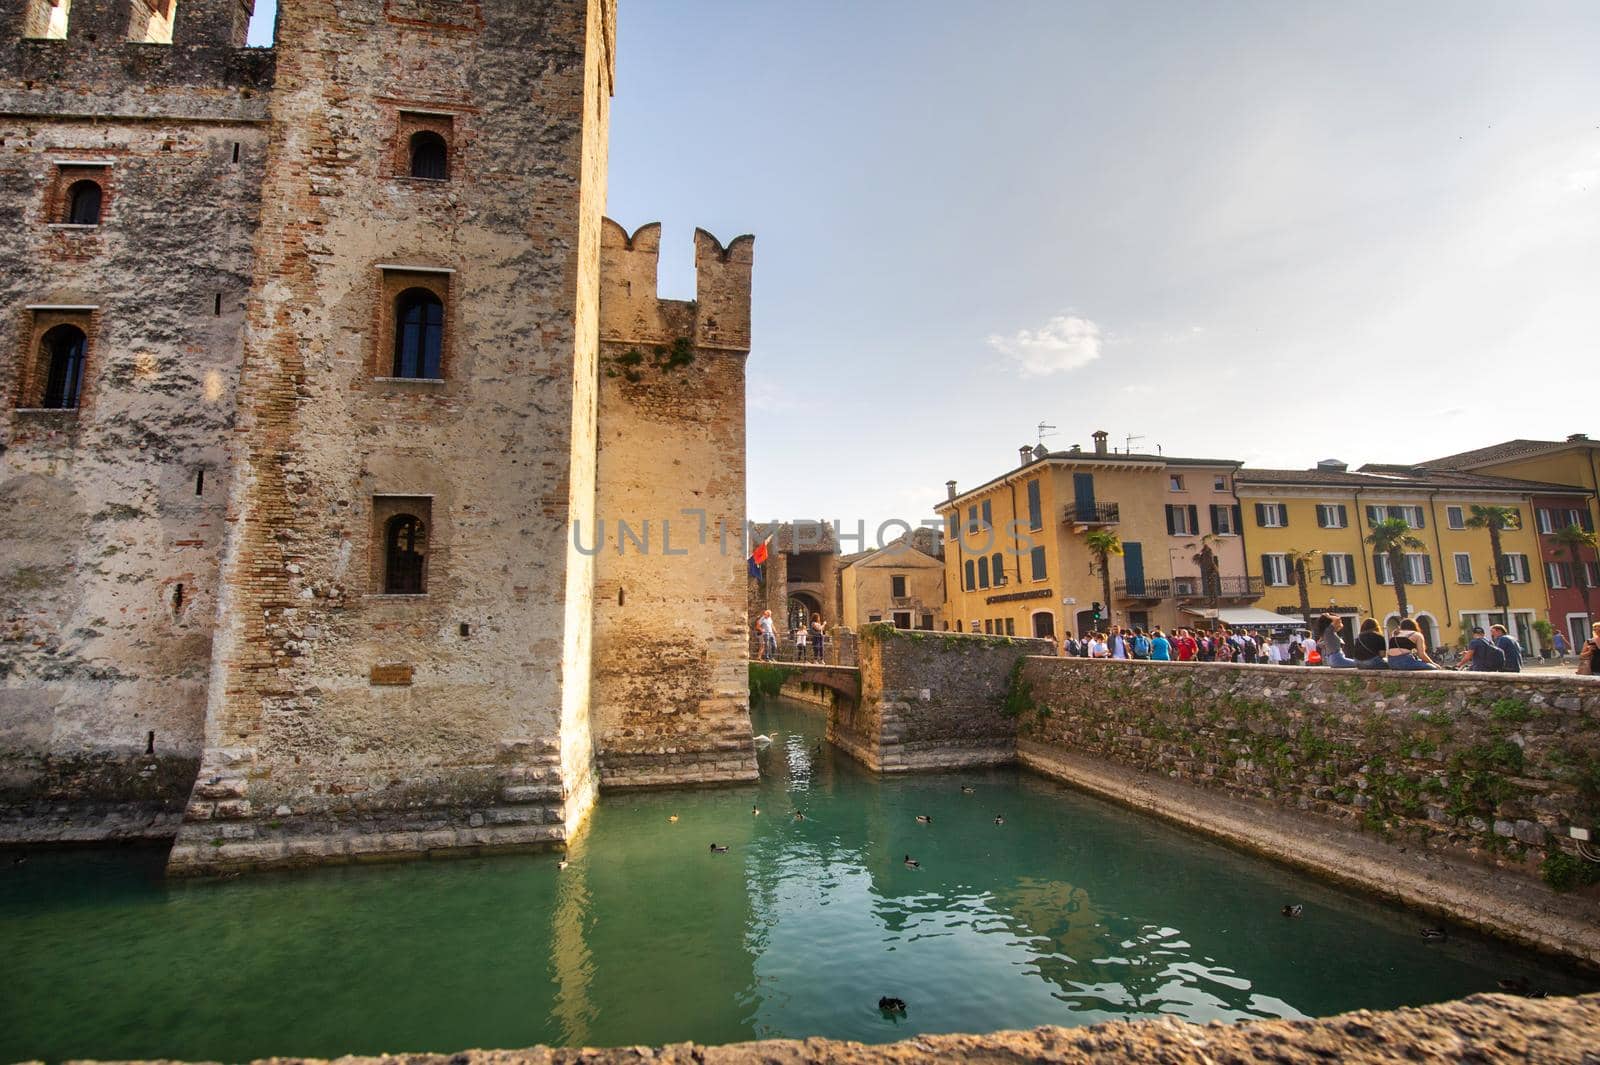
[3, 698, 1594, 1062]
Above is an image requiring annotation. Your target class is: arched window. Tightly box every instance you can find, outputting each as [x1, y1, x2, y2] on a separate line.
[409, 131, 449, 180]
[66, 180, 102, 225]
[384, 514, 427, 594]
[39, 325, 87, 409]
[393, 288, 444, 378]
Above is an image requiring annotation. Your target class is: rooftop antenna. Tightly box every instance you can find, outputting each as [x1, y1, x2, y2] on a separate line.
[1036, 422, 1058, 446]
[1125, 433, 1145, 454]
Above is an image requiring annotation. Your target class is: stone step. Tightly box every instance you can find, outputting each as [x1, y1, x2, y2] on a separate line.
[500, 784, 563, 804]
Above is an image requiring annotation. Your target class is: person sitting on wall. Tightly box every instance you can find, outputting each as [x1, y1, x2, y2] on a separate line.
[1580, 622, 1600, 677]
[1316, 614, 1359, 668]
[1352, 618, 1389, 669]
[1457, 626, 1504, 672]
[1386, 617, 1438, 671]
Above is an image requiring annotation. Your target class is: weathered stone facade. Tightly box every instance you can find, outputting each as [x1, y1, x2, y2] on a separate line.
[0, 0, 273, 842]
[590, 222, 756, 789]
[0, 0, 754, 870]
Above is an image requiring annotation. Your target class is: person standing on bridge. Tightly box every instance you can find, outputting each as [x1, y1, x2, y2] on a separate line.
[794, 624, 808, 661]
[810, 613, 826, 663]
[756, 610, 777, 662]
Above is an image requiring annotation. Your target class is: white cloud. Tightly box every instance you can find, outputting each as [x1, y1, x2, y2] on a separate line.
[987, 314, 1103, 376]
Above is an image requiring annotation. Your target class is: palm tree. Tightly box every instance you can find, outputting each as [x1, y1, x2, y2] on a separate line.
[1466, 504, 1520, 627]
[1285, 548, 1321, 631]
[1366, 517, 1424, 621]
[1555, 523, 1599, 620]
[1188, 533, 1223, 607]
[1083, 529, 1123, 625]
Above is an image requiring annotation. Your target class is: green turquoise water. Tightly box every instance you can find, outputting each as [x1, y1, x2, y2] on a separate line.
[2, 698, 1592, 1063]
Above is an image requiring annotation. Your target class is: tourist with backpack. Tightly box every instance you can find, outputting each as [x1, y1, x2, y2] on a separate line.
[1457, 626, 1504, 672]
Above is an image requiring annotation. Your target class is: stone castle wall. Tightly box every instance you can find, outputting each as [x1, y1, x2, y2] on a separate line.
[164, 0, 620, 875]
[0, 0, 755, 866]
[590, 222, 756, 789]
[0, 0, 272, 840]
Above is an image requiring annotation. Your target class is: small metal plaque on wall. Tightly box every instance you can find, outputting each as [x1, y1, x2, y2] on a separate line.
[370, 664, 414, 686]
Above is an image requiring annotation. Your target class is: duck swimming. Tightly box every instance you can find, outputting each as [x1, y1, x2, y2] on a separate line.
[557, 859, 569, 871]
[1281, 904, 1303, 918]
[753, 734, 774, 747]
[1420, 927, 1447, 942]
[903, 854, 920, 869]
[993, 815, 1006, 825]
[710, 843, 729, 854]
[668, 814, 679, 823]
[878, 996, 907, 1014]
[752, 805, 760, 816]
[915, 815, 933, 825]
[793, 812, 806, 822]
[960, 785, 975, 795]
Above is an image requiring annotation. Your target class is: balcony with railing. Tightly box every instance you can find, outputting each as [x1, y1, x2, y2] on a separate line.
[1173, 576, 1264, 600]
[1114, 578, 1172, 600]
[1064, 501, 1120, 526]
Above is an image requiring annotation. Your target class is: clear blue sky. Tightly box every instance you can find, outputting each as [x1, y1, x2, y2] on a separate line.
[249, 2, 1600, 542]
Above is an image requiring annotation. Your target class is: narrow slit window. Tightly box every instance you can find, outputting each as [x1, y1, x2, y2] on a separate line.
[195, 468, 205, 495]
[393, 288, 444, 379]
[231, 142, 241, 164]
[172, 583, 185, 613]
[213, 293, 222, 316]
[39, 324, 87, 409]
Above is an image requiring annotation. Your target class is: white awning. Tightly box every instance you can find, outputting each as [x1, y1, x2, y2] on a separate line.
[1180, 606, 1302, 628]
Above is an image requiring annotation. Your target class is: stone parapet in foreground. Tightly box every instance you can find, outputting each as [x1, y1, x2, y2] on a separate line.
[63, 993, 1600, 1064]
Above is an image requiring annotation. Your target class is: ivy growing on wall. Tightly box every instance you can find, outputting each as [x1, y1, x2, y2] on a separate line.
[605, 337, 696, 383]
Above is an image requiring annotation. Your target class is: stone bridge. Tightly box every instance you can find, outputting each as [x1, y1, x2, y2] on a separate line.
[780, 629, 1052, 773]
[783, 663, 860, 702]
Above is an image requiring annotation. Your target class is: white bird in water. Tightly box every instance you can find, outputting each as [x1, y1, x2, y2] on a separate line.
[753, 734, 774, 747]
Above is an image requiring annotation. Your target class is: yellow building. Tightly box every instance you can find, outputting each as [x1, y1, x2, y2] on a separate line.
[936, 434, 1269, 641]
[1420, 434, 1600, 647]
[838, 533, 944, 631]
[1234, 463, 1564, 653]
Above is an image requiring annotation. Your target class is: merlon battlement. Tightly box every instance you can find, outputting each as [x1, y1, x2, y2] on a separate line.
[600, 218, 753, 353]
[2, 0, 273, 98]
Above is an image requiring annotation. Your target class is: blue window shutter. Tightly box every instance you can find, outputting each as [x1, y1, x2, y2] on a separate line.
[1124, 542, 1144, 593]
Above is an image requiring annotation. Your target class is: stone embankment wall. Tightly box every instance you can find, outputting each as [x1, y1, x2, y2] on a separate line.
[832, 627, 1051, 771]
[1012, 657, 1600, 962]
[79, 993, 1600, 1064]
[1015, 659, 1600, 873]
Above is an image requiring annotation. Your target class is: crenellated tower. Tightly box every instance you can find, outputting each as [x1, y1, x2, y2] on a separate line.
[591, 221, 755, 787]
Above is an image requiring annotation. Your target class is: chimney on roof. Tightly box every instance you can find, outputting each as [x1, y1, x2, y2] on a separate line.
[1019, 445, 1034, 468]
[1569, 433, 1591, 443]
[945, 480, 958, 500]
[1092, 430, 1109, 456]
[1317, 459, 1348, 473]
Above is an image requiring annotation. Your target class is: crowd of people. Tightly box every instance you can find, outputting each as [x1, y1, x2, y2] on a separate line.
[1060, 617, 1600, 676]
[1058, 625, 1319, 664]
